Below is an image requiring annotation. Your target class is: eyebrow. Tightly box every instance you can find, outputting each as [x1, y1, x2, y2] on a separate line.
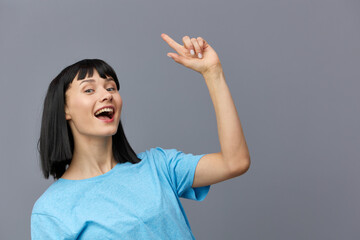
[79, 77, 115, 85]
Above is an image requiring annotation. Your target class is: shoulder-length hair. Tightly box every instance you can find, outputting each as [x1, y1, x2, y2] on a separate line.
[37, 59, 142, 180]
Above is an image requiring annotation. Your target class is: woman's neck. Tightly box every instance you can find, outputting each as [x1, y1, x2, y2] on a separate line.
[61, 135, 117, 180]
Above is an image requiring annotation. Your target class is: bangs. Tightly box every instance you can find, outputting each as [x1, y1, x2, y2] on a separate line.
[69, 59, 120, 91]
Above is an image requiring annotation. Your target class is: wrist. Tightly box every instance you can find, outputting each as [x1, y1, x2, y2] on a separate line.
[202, 64, 223, 79]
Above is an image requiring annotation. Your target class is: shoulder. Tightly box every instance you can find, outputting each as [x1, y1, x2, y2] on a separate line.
[31, 180, 71, 215]
[148, 146, 179, 159]
[139, 147, 175, 172]
[137, 147, 169, 161]
[149, 147, 202, 163]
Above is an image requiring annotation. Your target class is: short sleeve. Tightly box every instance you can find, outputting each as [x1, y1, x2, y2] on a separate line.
[31, 213, 73, 240]
[154, 147, 211, 201]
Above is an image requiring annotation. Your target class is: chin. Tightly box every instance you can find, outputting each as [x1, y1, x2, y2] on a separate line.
[103, 129, 118, 136]
[93, 127, 118, 137]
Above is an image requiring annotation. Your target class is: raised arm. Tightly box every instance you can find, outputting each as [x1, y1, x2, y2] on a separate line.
[161, 33, 250, 188]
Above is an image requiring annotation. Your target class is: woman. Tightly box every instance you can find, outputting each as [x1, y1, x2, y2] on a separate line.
[31, 33, 250, 239]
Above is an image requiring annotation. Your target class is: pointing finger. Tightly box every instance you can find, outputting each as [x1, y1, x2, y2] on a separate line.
[161, 33, 183, 53]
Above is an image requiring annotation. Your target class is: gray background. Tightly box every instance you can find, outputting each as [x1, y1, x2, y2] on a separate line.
[1, 0, 359, 239]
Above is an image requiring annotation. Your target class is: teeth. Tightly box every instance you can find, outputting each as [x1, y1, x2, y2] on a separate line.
[95, 108, 114, 116]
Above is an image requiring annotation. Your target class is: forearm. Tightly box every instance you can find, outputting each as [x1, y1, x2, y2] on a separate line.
[203, 67, 250, 169]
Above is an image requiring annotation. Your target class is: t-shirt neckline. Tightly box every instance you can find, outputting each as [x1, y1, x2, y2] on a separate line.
[58, 162, 122, 183]
[56, 152, 145, 183]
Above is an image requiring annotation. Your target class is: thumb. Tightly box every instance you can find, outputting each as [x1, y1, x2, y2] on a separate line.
[167, 52, 191, 66]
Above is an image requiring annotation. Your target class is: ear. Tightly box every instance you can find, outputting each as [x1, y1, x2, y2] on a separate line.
[64, 105, 71, 120]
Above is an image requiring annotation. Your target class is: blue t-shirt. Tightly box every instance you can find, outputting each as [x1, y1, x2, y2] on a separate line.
[31, 147, 211, 239]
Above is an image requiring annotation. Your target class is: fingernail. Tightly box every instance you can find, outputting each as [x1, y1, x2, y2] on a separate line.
[167, 53, 172, 58]
[190, 49, 195, 55]
[198, 53, 202, 59]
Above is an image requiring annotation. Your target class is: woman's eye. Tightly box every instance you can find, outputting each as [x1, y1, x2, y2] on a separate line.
[84, 87, 115, 93]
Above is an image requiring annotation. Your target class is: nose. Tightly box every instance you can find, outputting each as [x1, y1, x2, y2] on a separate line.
[100, 88, 113, 102]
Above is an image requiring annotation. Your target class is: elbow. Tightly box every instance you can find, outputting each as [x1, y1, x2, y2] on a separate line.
[232, 157, 251, 177]
[241, 158, 251, 174]
[243, 158, 251, 173]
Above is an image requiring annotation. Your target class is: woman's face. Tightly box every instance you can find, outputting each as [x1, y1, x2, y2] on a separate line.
[64, 70, 122, 138]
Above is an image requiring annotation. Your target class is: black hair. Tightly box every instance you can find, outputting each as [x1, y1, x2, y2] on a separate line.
[37, 59, 141, 180]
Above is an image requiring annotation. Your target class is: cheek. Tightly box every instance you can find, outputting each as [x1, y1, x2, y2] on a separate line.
[119, 97, 123, 108]
[115, 94, 122, 110]
[69, 98, 93, 120]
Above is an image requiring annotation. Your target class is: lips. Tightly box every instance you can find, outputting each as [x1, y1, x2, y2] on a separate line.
[94, 105, 115, 117]
[96, 114, 114, 123]
[94, 105, 115, 120]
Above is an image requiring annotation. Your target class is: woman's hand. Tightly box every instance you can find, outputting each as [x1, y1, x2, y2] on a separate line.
[161, 33, 223, 76]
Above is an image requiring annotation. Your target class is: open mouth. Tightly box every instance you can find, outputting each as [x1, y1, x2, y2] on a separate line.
[94, 107, 114, 120]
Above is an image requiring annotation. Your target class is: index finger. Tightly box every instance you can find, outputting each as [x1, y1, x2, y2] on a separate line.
[161, 33, 183, 52]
